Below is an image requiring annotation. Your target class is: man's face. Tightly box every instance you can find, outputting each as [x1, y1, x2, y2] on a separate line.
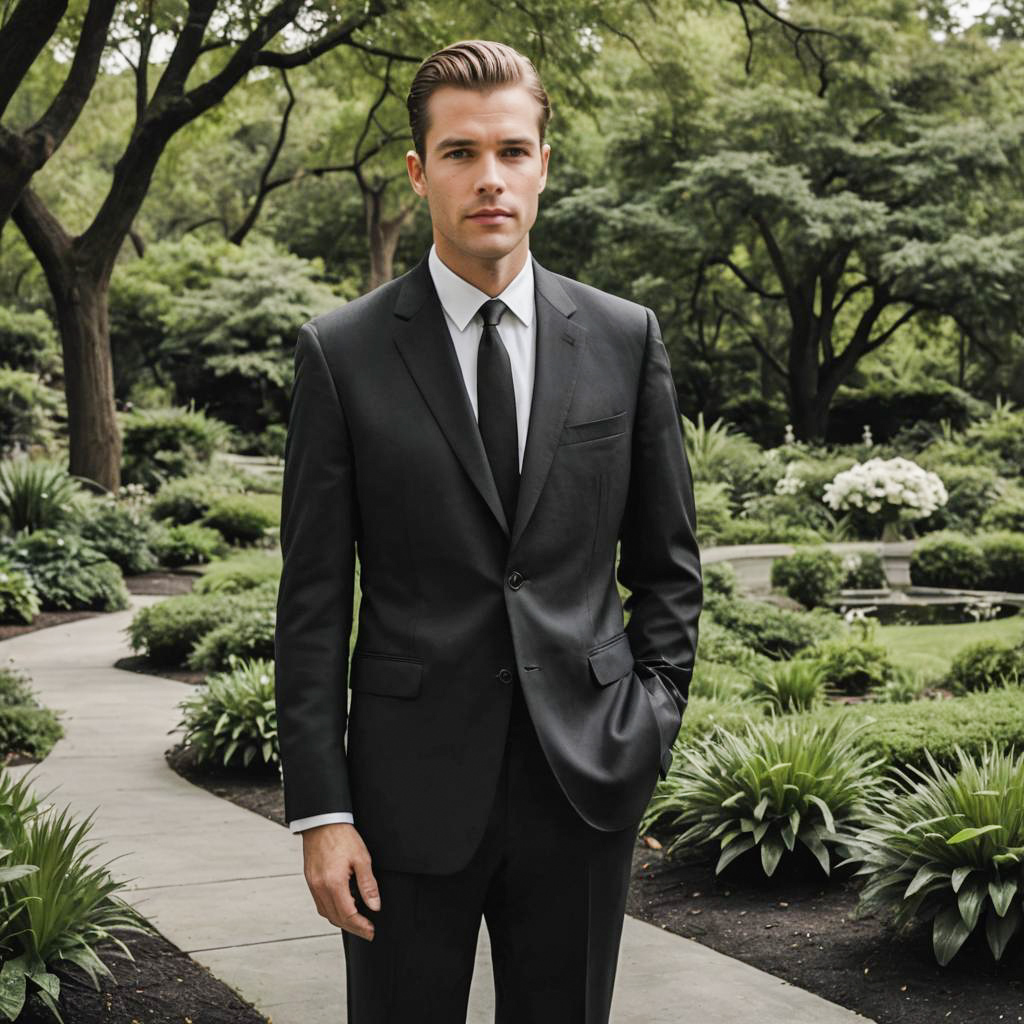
[406, 83, 550, 268]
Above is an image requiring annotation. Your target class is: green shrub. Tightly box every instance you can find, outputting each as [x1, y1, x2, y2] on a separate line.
[703, 591, 843, 659]
[688, 663, 752, 702]
[0, 531, 129, 613]
[770, 546, 845, 609]
[120, 403, 234, 490]
[840, 550, 888, 589]
[186, 606, 276, 671]
[963, 409, 1024, 479]
[976, 531, 1024, 592]
[640, 712, 889, 878]
[715, 518, 824, 545]
[872, 664, 933, 704]
[692, 481, 732, 548]
[192, 552, 280, 595]
[0, 560, 40, 625]
[150, 471, 246, 525]
[126, 584, 276, 666]
[695, 617, 763, 670]
[0, 459, 85, 535]
[745, 658, 827, 713]
[150, 522, 225, 567]
[810, 636, 896, 695]
[0, 766, 156, 1021]
[980, 486, 1024, 533]
[945, 639, 1024, 695]
[74, 486, 161, 575]
[701, 561, 739, 599]
[841, 744, 1024, 965]
[910, 531, 986, 589]
[926, 465, 1007, 534]
[676, 695, 769, 747]
[200, 493, 276, 545]
[0, 369, 62, 456]
[802, 685, 1024, 773]
[0, 668, 63, 761]
[174, 655, 278, 771]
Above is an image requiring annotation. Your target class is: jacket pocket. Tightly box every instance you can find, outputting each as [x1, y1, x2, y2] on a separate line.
[587, 631, 635, 687]
[349, 651, 423, 698]
[559, 410, 627, 446]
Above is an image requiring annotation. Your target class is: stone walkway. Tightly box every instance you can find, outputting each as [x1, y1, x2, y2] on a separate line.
[1, 595, 875, 1024]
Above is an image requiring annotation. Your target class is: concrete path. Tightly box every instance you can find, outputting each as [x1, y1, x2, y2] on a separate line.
[1, 597, 875, 1024]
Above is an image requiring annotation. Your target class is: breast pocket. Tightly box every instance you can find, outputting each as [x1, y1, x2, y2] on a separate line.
[559, 410, 627, 446]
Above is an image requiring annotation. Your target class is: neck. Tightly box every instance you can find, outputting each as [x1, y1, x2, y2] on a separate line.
[433, 235, 529, 296]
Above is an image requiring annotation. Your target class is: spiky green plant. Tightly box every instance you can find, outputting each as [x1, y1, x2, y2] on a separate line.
[0, 767, 155, 1022]
[0, 460, 85, 535]
[639, 711, 889, 878]
[746, 658, 827, 714]
[174, 654, 278, 769]
[839, 743, 1024, 966]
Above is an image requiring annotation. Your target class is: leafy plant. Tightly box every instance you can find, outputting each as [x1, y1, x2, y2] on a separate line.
[174, 655, 278, 770]
[770, 546, 845, 609]
[0, 460, 84, 536]
[909, 530, 986, 588]
[639, 712, 889, 878]
[745, 658, 827, 713]
[841, 743, 1024, 965]
[0, 560, 40, 625]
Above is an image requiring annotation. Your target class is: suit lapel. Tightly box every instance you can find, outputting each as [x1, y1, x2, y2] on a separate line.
[510, 257, 587, 549]
[391, 251, 587, 550]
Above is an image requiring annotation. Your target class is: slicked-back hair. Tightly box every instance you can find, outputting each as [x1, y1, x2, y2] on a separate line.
[407, 39, 551, 165]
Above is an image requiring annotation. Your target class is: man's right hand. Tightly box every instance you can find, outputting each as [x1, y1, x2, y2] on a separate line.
[301, 823, 380, 941]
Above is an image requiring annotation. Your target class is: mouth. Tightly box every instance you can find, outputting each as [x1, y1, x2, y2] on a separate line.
[467, 209, 514, 223]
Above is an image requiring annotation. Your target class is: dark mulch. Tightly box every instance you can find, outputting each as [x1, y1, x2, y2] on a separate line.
[0, 609, 100, 642]
[16, 927, 269, 1024]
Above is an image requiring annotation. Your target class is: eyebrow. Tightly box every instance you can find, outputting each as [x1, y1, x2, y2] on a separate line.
[434, 137, 534, 151]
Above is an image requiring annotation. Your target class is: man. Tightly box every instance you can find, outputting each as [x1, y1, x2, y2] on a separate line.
[274, 38, 702, 1023]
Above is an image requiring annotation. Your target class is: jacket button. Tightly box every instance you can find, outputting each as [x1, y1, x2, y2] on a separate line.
[507, 571, 524, 589]
[497, 668, 513, 684]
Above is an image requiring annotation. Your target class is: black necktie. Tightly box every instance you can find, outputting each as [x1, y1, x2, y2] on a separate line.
[476, 298, 519, 531]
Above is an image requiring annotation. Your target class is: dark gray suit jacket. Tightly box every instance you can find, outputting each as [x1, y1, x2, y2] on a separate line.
[274, 250, 703, 875]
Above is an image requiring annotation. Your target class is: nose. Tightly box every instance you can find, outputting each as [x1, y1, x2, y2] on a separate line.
[474, 151, 505, 196]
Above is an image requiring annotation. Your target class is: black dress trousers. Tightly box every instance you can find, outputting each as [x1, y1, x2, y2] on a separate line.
[341, 669, 640, 1023]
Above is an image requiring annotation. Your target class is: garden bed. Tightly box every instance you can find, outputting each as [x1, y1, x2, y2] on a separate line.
[167, 747, 1024, 1024]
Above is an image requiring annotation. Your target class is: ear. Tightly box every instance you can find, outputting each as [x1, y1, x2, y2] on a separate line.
[406, 149, 427, 197]
[538, 142, 551, 194]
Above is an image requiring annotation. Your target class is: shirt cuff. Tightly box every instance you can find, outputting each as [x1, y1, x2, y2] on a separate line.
[289, 811, 355, 834]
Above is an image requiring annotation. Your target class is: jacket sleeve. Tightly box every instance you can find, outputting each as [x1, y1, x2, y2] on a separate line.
[617, 306, 703, 731]
[274, 321, 359, 826]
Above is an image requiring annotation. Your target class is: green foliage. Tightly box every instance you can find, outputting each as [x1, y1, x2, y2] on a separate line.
[0, 767, 155, 1021]
[945, 639, 1024, 695]
[692, 481, 732, 547]
[200, 493, 276, 545]
[119, 403, 234, 490]
[0, 668, 62, 761]
[0, 370, 63, 457]
[73, 486, 161, 576]
[910, 530, 987, 588]
[186, 606, 276, 671]
[640, 712, 889, 879]
[0, 531, 128, 613]
[840, 550, 888, 589]
[962, 409, 1024, 480]
[150, 471, 247, 525]
[703, 590, 844, 660]
[811, 636, 897, 696]
[682, 413, 765, 502]
[0, 460, 84, 536]
[695, 617, 765, 671]
[701, 560, 739, 599]
[126, 584, 276, 667]
[0, 561, 40, 625]
[715, 519, 825, 545]
[842, 744, 1024, 965]
[149, 522, 225, 567]
[174, 655, 279, 771]
[745, 658, 827, 713]
[981, 484, 1024, 533]
[192, 552, 280, 595]
[803, 686, 1024, 773]
[770, 545, 845, 609]
[976, 531, 1024, 592]
[0, 307, 61, 377]
[924, 464, 1008, 533]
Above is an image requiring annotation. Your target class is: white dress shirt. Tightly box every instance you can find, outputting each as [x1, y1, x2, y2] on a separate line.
[288, 244, 538, 835]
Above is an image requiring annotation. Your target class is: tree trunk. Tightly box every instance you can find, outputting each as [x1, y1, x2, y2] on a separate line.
[363, 189, 412, 293]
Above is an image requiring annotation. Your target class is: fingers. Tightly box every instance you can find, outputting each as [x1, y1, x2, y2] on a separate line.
[303, 832, 380, 941]
[352, 856, 382, 912]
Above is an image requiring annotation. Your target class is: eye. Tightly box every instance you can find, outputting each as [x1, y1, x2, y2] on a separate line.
[504, 148, 527, 157]
[444, 149, 470, 159]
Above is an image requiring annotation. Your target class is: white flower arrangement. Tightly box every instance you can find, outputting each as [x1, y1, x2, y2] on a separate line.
[774, 462, 805, 496]
[823, 457, 947, 517]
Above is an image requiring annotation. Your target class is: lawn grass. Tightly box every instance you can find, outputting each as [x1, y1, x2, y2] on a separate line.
[877, 612, 1024, 679]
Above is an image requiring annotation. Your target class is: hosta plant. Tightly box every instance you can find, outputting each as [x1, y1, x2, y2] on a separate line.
[839, 743, 1024, 966]
[639, 711, 889, 878]
[174, 655, 278, 770]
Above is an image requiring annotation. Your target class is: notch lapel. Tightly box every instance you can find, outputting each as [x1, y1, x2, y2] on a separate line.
[393, 254, 511, 539]
[510, 258, 587, 550]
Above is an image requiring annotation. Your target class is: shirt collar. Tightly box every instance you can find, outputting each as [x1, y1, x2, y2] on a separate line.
[428, 242, 535, 332]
